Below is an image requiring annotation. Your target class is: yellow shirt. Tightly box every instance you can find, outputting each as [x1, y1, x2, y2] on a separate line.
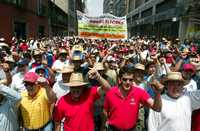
[20, 87, 51, 129]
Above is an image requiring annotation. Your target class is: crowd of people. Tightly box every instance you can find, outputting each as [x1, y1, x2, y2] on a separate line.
[0, 36, 200, 131]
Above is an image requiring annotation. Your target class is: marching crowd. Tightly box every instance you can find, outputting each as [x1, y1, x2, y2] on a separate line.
[0, 36, 200, 131]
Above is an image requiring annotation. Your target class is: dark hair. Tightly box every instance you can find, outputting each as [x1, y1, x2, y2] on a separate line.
[118, 66, 133, 78]
[23, 52, 32, 60]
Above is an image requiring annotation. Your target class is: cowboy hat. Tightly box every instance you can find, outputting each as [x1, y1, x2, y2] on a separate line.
[133, 63, 145, 71]
[32, 49, 42, 56]
[162, 72, 186, 84]
[93, 62, 105, 71]
[64, 73, 88, 87]
[72, 45, 83, 52]
[59, 49, 68, 55]
[57, 65, 74, 74]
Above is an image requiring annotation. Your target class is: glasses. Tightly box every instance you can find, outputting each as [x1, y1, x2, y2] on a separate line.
[122, 78, 134, 82]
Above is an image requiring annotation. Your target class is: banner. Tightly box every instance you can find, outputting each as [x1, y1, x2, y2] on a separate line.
[77, 11, 127, 40]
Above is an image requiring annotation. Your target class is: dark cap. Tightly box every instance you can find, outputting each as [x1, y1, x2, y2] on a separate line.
[17, 58, 29, 66]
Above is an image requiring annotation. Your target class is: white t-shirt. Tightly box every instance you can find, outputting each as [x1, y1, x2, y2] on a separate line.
[140, 50, 148, 60]
[52, 59, 69, 70]
[52, 80, 70, 101]
[52, 59, 69, 81]
[148, 91, 200, 131]
[10, 72, 26, 92]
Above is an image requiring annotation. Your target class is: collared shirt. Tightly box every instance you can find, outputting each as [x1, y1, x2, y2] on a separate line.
[20, 87, 51, 129]
[104, 86, 150, 130]
[0, 84, 21, 131]
[53, 87, 100, 131]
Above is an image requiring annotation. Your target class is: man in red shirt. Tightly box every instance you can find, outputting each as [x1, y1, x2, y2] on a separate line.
[104, 66, 163, 130]
[53, 70, 111, 131]
[19, 40, 29, 52]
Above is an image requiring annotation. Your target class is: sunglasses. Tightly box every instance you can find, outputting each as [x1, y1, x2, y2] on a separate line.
[24, 82, 35, 86]
[122, 78, 134, 82]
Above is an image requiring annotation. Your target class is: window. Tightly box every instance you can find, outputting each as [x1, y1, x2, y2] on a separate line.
[1, 0, 25, 7]
[14, 22, 26, 40]
[156, 0, 176, 13]
[38, 25, 45, 38]
[16, 0, 24, 7]
[141, 7, 153, 18]
[37, 0, 46, 16]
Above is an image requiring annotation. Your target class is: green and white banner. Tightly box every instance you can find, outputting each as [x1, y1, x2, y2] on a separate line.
[77, 11, 127, 39]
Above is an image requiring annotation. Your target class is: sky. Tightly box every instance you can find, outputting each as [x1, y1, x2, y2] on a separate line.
[86, 0, 104, 16]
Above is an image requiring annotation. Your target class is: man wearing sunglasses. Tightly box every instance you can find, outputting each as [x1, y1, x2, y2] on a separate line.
[104, 66, 163, 131]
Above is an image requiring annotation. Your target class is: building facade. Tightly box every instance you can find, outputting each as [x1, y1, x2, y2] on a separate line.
[49, 0, 68, 36]
[0, 0, 49, 41]
[113, 0, 128, 17]
[0, 0, 84, 41]
[127, 0, 200, 40]
[103, 0, 128, 17]
[67, 0, 85, 35]
[103, 0, 114, 14]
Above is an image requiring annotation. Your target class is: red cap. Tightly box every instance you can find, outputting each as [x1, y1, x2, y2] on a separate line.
[24, 72, 39, 83]
[183, 64, 196, 73]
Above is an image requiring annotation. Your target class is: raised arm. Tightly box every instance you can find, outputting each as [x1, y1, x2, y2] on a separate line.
[0, 84, 21, 106]
[146, 79, 163, 112]
[37, 77, 57, 103]
[88, 68, 111, 95]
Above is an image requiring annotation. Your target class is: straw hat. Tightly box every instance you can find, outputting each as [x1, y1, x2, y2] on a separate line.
[181, 48, 190, 54]
[162, 72, 185, 84]
[33, 49, 42, 56]
[4, 55, 15, 63]
[59, 49, 67, 55]
[94, 62, 105, 71]
[134, 63, 145, 71]
[57, 65, 74, 74]
[72, 45, 83, 52]
[64, 73, 88, 87]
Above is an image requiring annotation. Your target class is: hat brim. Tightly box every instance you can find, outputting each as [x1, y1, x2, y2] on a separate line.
[36, 68, 46, 72]
[95, 67, 105, 71]
[184, 69, 195, 73]
[17, 63, 27, 66]
[23, 79, 35, 83]
[64, 82, 88, 87]
[133, 67, 145, 71]
[162, 78, 187, 85]
[57, 70, 73, 73]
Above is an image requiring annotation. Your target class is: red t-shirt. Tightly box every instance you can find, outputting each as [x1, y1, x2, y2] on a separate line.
[192, 109, 200, 131]
[104, 86, 150, 130]
[53, 87, 100, 131]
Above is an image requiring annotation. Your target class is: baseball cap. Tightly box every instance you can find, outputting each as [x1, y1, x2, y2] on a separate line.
[17, 58, 29, 66]
[24, 72, 39, 83]
[183, 64, 196, 73]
